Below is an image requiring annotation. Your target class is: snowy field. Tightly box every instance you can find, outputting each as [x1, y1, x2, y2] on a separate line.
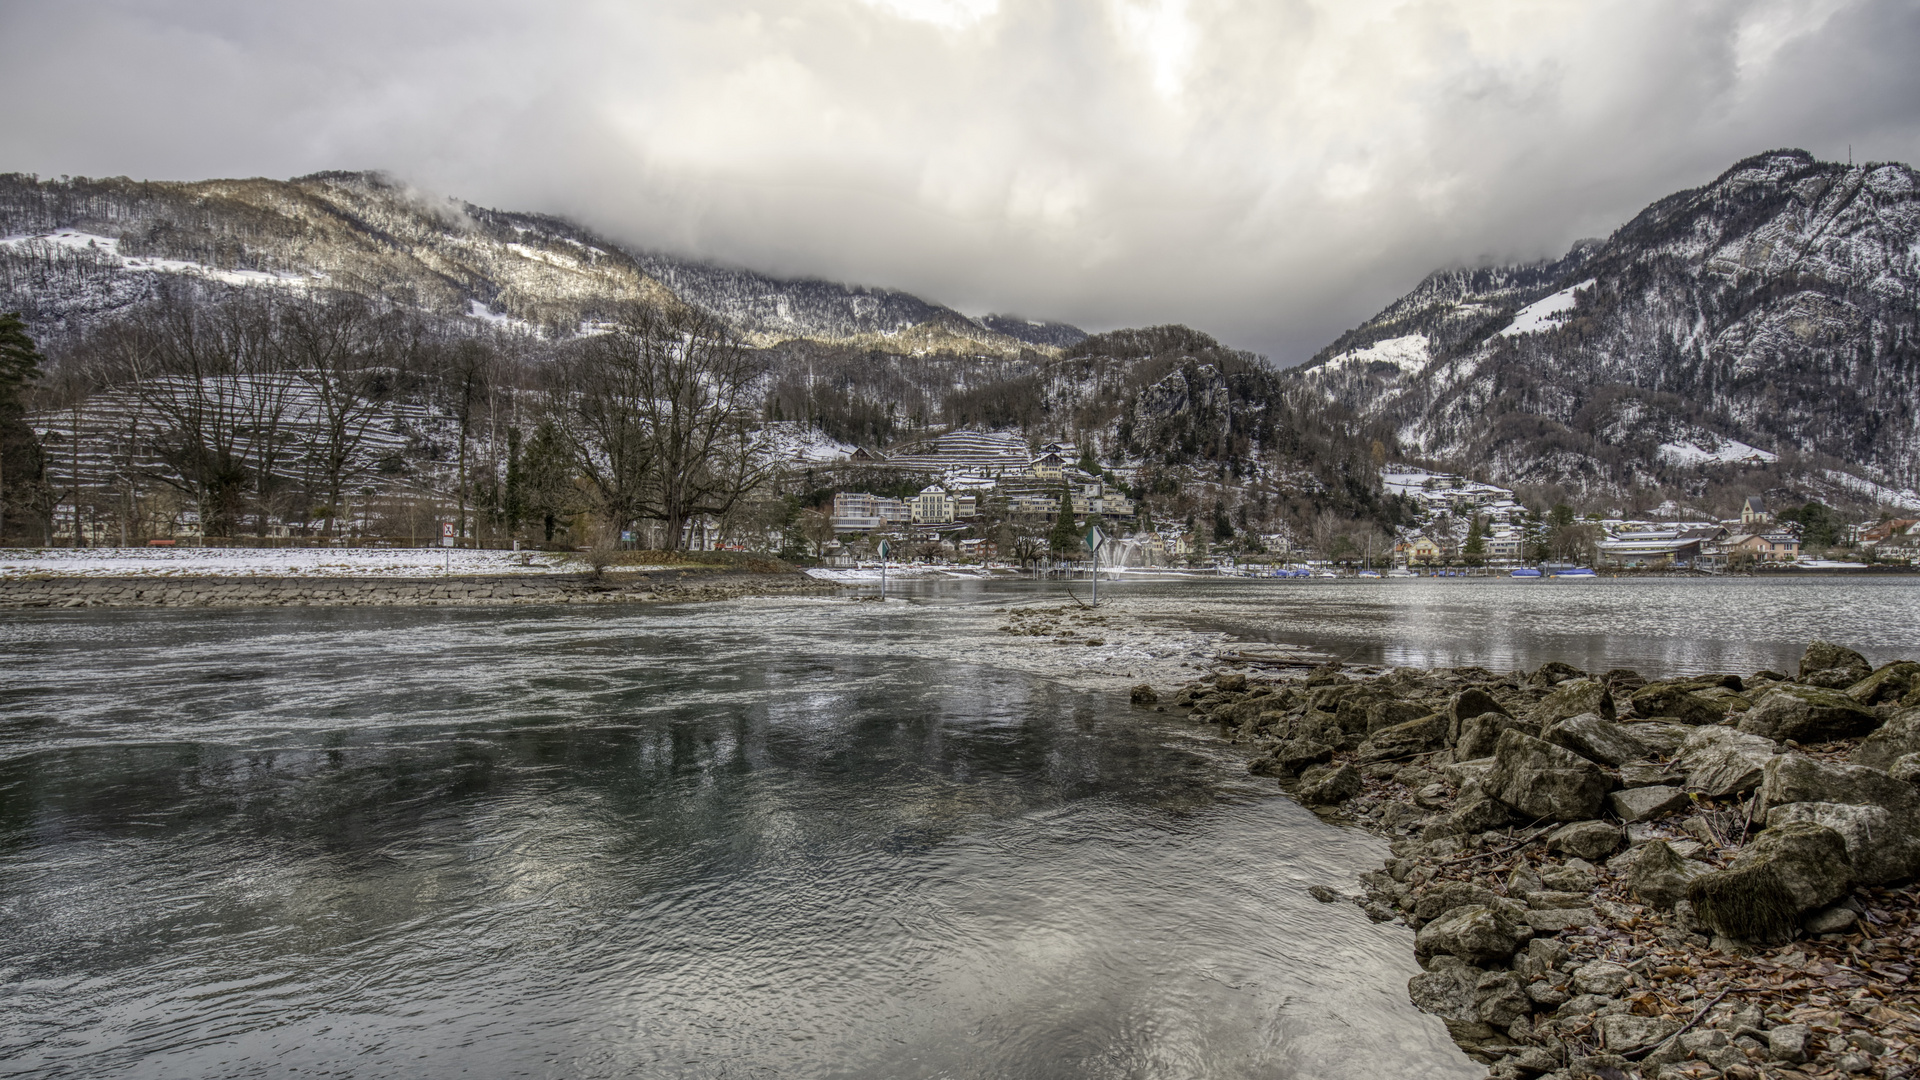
[1499, 280, 1594, 337]
[0, 547, 583, 579]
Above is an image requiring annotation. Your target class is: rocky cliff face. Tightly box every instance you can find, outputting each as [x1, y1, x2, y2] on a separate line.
[1300, 150, 1920, 510]
[0, 171, 1075, 356]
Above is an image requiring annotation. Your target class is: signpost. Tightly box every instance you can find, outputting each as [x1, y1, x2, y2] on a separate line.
[1084, 525, 1107, 605]
[877, 539, 891, 599]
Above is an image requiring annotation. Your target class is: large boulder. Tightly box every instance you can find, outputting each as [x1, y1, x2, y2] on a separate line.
[1355, 713, 1448, 762]
[1547, 820, 1622, 861]
[1248, 739, 1334, 777]
[1445, 788, 1515, 833]
[1415, 903, 1532, 963]
[1619, 839, 1710, 908]
[1543, 713, 1653, 766]
[1686, 822, 1852, 943]
[1765, 801, 1920, 885]
[1847, 662, 1920, 706]
[1630, 682, 1732, 725]
[1530, 678, 1616, 724]
[1852, 706, 1920, 771]
[1447, 687, 1508, 731]
[1487, 730, 1610, 821]
[1757, 753, 1920, 819]
[1411, 881, 1500, 923]
[1738, 685, 1878, 743]
[1800, 641, 1873, 689]
[1296, 762, 1362, 805]
[1617, 721, 1694, 756]
[1456, 712, 1532, 760]
[1407, 960, 1479, 1022]
[1607, 784, 1691, 823]
[1677, 727, 1780, 797]
[1367, 698, 1432, 734]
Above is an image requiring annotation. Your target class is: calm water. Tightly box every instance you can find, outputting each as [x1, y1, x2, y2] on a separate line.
[2, 576, 1916, 1079]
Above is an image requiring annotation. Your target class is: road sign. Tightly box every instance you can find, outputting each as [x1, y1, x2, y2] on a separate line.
[441, 522, 455, 537]
[1084, 526, 1107, 553]
[878, 540, 891, 559]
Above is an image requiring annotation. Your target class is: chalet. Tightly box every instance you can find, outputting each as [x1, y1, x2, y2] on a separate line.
[1725, 531, 1799, 562]
[1031, 452, 1066, 481]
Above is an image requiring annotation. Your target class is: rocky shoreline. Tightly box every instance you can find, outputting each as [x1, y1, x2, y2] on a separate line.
[0, 568, 842, 609]
[1142, 642, 1920, 1080]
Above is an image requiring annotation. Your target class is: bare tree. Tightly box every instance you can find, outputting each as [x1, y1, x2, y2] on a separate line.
[286, 291, 393, 537]
[559, 303, 771, 550]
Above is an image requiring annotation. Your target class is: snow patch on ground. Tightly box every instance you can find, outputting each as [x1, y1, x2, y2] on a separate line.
[761, 423, 856, 463]
[1498, 280, 1594, 337]
[805, 566, 976, 581]
[0, 547, 580, 579]
[1322, 334, 1430, 375]
[1821, 470, 1920, 512]
[1657, 437, 1778, 466]
[1798, 560, 1870, 569]
[1, 231, 316, 289]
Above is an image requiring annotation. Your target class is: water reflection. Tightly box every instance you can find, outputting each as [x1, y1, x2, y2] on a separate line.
[0, 600, 1470, 1080]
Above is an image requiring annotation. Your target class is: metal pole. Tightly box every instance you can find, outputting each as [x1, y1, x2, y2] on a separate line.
[1092, 548, 1098, 605]
[881, 554, 887, 599]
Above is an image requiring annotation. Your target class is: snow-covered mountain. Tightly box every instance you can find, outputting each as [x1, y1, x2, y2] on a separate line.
[0, 171, 1081, 355]
[1299, 149, 1920, 511]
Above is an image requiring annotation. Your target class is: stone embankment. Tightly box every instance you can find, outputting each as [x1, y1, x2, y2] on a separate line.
[1142, 641, 1920, 1080]
[0, 569, 841, 609]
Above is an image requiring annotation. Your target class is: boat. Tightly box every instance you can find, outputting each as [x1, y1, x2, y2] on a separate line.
[1510, 568, 1542, 578]
[1551, 567, 1598, 579]
[1357, 570, 1381, 578]
[1386, 568, 1416, 578]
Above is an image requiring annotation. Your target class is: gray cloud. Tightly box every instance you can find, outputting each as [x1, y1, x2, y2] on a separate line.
[4, 0, 1917, 361]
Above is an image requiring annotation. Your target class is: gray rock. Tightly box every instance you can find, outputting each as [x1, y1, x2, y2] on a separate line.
[1523, 890, 1591, 909]
[1411, 881, 1499, 923]
[1248, 739, 1335, 777]
[1473, 970, 1530, 1026]
[1687, 822, 1852, 944]
[1487, 730, 1610, 821]
[1308, 884, 1341, 903]
[1356, 713, 1448, 762]
[1758, 752, 1920, 818]
[1441, 756, 1497, 789]
[1852, 705, 1920, 771]
[1367, 698, 1431, 734]
[1514, 937, 1569, 979]
[1540, 863, 1596, 892]
[1408, 961, 1479, 1021]
[1525, 979, 1570, 1007]
[1446, 788, 1515, 833]
[1846, 661, 1920, 706]
[1630, 682, 1732, 725]
[1547, 820, 1621, 861]
[1448, 688, 1508, 730]
[1677, 726, 1780, 797]
[1739, 685, 1878, 742]
[1598, 1013, 1678, 1054]
[1415, 904, 1532, 964]
[1414, 782, 1451, 809]
[1215, 672, 1249, 692]
[1531, 660, 1584, 686]
[1295, 762, 1362, 805]
[1608, 784, 1691, 823]
[1765, 800, 1920, 885]
[1619, 721, 1696, 756]
[1571, 960, 1633, 996]
[1768, 1022, 1813, 1064]
[1457, 712, 1532, 760]
[1800, 641, 1872, 690]
[1891, 752, 1920, 784]
[1618, 763, 1681, 789]
[1543, 713, 1651, 767]
[1804, 903, 1860, 934]
[1129, 684, 1159, 705]
[1620, 839, 1711, 909]
[1522, 907, 1594, 932]
[1531, 678, 1616, 725]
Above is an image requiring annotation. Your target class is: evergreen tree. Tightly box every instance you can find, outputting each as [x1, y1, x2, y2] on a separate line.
[1212, 498, 1234, 543]
[1049, 487, 1079, 554]
[0, 312, 46, 542]
[1463, 515, 1486, 566]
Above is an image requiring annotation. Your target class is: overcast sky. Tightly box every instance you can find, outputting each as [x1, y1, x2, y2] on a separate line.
[4, 0, 1918, 362]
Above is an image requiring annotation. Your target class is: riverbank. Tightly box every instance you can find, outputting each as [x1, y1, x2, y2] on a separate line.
[0, 567, 840, 608]
[1146, 642, 1920, 1079]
